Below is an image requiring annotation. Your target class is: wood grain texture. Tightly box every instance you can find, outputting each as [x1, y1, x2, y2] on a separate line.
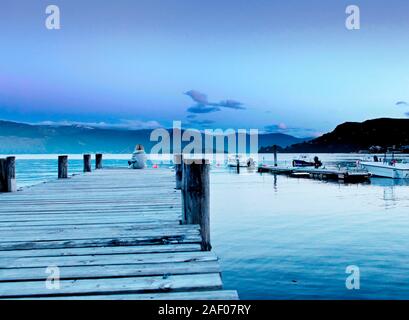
[0, 168, 237, 300]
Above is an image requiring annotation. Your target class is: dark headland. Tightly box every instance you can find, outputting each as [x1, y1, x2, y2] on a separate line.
[272, 118, 409, 153]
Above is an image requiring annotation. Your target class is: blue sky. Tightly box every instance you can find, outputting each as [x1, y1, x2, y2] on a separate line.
[1, 0, 409, 137]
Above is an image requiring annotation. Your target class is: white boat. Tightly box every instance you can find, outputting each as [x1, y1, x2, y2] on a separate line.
[227, 155, 255, 167]
[361, 161, 409, 179]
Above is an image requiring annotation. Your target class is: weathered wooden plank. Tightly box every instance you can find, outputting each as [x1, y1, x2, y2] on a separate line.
[11, 290, 239, 300]
[5, 191, 177, 198]
[0, 273, 223, 298]
[0, 203, 180, 214]
[0, 217, 182, 228]
[0, 222, 188, 233]
[0, 261, 220, 282]
[0, 251, 218, 269]
[0, 225, 200, 242]
[0, 167, 237, 300]
[0, 207, 181, 218]
[0, 244, 201, 258]
[0, 233, 201, 251]
[0, 212, 181, 222]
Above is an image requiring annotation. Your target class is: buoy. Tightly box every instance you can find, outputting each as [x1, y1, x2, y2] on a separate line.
[153, 164, 158, 169]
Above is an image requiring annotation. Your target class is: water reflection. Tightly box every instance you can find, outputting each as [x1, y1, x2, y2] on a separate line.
[369, 177, 409, 207]
[370, 177, 409, 187]
[273, 174, 278, 192]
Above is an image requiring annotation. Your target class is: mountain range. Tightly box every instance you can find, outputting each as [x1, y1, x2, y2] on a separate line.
[284, 118, 409, 153]
[0, 120, 307, 154]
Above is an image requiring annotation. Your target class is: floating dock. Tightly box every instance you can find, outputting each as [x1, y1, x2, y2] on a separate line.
[258, 164, 370, 183]
[0, 164, 238, 300]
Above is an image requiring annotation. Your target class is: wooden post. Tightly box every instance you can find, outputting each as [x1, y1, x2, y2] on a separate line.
[58, 155, 68, 179]
[174, 154, 183, 190]
[236, 159, 240, 174]
[5, 157, 16, 192]
[83, 154, 91, 172]
[95, 154, 103, 169]
[273, 145, 278, 167]
[181, 161, 188, 224]
[0, 159, 5, 191]
[0, 158, 15, 192]
[182, 159, 211, 251]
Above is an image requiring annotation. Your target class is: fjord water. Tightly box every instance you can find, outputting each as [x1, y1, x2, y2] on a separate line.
[5, 154, 409, 299]
[212, 154, 409, 299]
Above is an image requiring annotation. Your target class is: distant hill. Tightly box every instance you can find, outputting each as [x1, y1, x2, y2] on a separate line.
[0, 120, 306, 154]
[285, 118, 409, 153]
[259, 133, 306, 150]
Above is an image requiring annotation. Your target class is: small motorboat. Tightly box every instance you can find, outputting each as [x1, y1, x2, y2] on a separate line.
[227, 155, 255, 168]
[292, 159, 315, 167]
[292, 156, 322, 168]
[361, 157, 409, 179]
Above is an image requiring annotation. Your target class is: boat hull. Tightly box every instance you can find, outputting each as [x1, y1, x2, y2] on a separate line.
[361, 162, 409, 179]
[227, 163, 249, 168]
[292, 160, 315, 167]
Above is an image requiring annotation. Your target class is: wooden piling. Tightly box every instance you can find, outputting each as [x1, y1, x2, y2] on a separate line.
[182, 159, 211, 251]
[236, 159, 240, 174]
[181, 161, 188, 224]
[0, 159, 5, 191]
[5, 157, 16, 192]
[83, 154, 91, 173]
[95, 154, 103, 170]
[0, 157, 16, 192]
[58, 155, 68, 179]
[273, 145, 278, 167]
[174, 154, 183, 190]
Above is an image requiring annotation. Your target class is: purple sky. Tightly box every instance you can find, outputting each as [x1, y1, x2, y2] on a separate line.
[1, 0, 409, 136]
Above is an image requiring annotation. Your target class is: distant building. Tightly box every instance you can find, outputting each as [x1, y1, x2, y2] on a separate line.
[369, 145, 384, 153]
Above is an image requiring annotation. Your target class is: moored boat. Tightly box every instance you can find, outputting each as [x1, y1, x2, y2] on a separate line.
[292, 155, 322, 168]
[227, 155, 255, 168]
[360, 161, 409, 179]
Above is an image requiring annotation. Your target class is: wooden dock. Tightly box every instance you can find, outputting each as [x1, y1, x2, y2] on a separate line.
[258, 164, 370, 183]
[0, 166, 238, 300]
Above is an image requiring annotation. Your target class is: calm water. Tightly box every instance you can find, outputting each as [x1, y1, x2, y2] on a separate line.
[212, 154, 409, 299]
[2, 153, 409, 299]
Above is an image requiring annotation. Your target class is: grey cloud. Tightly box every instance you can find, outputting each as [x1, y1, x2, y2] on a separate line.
[185, 90, 209, 105]
[185, 90, 245, 114]
[187, 104, 221, 114]
[36, 119, 162, 130]
[264, 123, 288, 133]
[264, 123, 320, 138]
[217, 100, 245, 110]
[187, 119, 215, 126]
